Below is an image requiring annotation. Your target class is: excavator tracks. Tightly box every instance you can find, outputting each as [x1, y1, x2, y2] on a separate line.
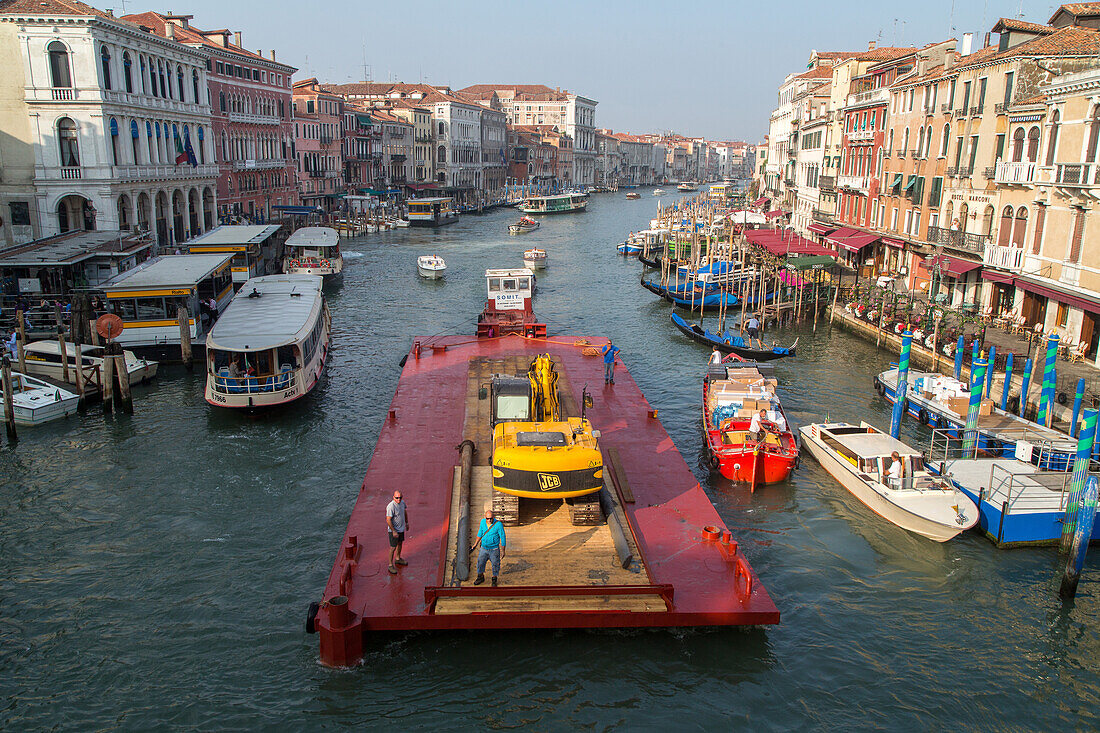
[492, 489, 520, 526]
[568, 493, 604, 526]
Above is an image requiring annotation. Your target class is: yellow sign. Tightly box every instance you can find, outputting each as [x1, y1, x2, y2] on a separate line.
[124, 318, 195, 328]
[537, 473, 561, 490]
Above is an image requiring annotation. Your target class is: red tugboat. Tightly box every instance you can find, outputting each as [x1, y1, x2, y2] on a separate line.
[703, 356, 798, 489]
[308, 269, 779, 667]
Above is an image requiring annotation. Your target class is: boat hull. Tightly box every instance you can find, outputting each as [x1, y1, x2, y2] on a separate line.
[518, 202, 587, 215]
[5, 393, 79, 426]
[418, 266, 446, 279]
[408, 215, 459, 227]
[800, 428, 973, 542]
[671, 314, 796, 361]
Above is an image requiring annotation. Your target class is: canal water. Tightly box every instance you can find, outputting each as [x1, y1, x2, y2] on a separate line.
[3, 194, 1098, 729]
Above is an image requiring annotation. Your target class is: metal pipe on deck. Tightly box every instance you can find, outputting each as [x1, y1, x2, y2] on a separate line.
[455, 440, 474, 581]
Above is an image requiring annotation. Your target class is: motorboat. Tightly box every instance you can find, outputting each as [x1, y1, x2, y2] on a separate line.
[407, 198, 459, 227]
[417, 255, 447, 279]
[509, 217, 541, 235]
[702, 358, 797, 488]
[22, 340, 158, 386]
[1, 371, 79, 426]
[799, 421, 978, 541]
[205, 274, 331, 410]
[625, 192, 641, 200]
[522, 248, 548, 269]
[653, 188, 666, 196]
[677, 182, 698, 192]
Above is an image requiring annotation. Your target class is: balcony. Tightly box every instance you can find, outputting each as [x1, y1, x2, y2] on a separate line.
[1054, 163, 1100, 187]
[845, 87, 889, 107]
[969, 106, 982, 116]
[956, 165, 974, 177]
[819, 174, 835, 192]
[940, 103, 951, 113]
[228, 111, 281, 126]
[994, 102, 1008, 114]
[896, 149, 907, 158]
[994, 161, 1036, 184]
[837, 173, 870, 191]
[984, 244, 1025, 271]
[953, 108, 966, 118]
[783, 177, 796, 187]
[847, 129, 875, 142]
[319, 134, 334, 146]
[812, 207, 834, 222]
[910, 149, 921, 158]
[926, 225, 988, 254]
[60, 166, 81, 179]
[52, 88, 76, 101]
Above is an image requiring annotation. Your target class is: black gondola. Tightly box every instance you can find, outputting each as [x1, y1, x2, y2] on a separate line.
[640, 276, 670, 299]
[638, 251, 661, 268]
[670, 313, 797, 361]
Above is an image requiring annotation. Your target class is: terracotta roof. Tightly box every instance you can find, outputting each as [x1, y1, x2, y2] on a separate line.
[794, 66, 834, 80]
[0, 0, 110, 16]
[956, 24, 1100, 69]
[1050, 3, 1100, 22]
[991, 17, 1055, 34]
[459, 84, 566, 97]
[120, 11, 296, 70]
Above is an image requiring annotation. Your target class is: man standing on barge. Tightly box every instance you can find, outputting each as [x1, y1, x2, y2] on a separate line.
[386, 491, 409, 574]
[473, 507, 506, 587]
[602, 340, 620, 385]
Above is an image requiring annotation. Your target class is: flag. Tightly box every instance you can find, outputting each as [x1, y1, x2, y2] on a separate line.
[499, 147, 507, 166]
[174, 135, 188, 165]
[184, 134, 198, 168]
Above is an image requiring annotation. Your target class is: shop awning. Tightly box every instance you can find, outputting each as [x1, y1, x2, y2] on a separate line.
[807, 222, 836, 236]
[880, 236, 906, 249]
[765, 209, 790, 219]
[981, 269, 1015, 284]
[751, 197, 769, 208]
[836, 233, 879, 252]
[1014, 275, 1100, 314]
[928, 255, 981, 276]
[785, 254, 837, 270]
[824, 227, 860, 246]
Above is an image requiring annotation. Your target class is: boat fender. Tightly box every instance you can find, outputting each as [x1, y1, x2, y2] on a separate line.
[918, 408, 929, 425]
[399, 354, 408, 367]
[305, 600, 320, 634]
[1008, 395, 1020, 413]
[1057, 392, 1068, 405]
[708, 453, 719, 469]
[874, 379, 885, 396]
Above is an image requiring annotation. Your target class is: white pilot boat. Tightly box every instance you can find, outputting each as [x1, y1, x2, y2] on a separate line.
[799, 421, 978, 542]
[1, 371, 79, 426]
[417, 255, 447, 279]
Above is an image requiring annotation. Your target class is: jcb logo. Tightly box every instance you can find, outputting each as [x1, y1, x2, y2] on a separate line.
[538, 473, 561, 490]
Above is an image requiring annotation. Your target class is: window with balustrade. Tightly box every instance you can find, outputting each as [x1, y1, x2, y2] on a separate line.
[58, 118, 79, 167]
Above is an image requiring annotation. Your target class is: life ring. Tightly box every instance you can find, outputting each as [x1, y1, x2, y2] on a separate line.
[305, 600, 320, 634]
[1057, 392, 1068, 405]
[918, 408, 929, 425]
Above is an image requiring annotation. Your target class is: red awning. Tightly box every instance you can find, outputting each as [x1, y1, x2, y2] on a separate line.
[764, 209, 790, 219]
[751, 197, 769, 208]
[1014, 276, 1100, 314]
[880, 236, 906, 249]
[824, 227, 860, 246]
[981, 270, 1015, 284]
[836, 233, 880, 252]
[928, 255, 981, 276]
[806, 222, 836, 235]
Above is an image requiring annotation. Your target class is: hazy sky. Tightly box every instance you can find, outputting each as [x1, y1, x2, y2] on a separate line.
[118, 0, 1065, 141]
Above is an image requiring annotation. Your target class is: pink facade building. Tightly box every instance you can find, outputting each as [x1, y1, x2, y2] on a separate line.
[122, 12, 297, 223]
[293, 79, 346, 211]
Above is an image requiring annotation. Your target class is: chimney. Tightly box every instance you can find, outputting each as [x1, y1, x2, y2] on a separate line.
[984, 32, 991, 48]
[222, 32, 230, 48]
[269, 49, 276, 61]
[961, 32, 973, 55]
[234, 31, 242, 47]
[165, 23, 175, 39]
[868, 40, 876, 50]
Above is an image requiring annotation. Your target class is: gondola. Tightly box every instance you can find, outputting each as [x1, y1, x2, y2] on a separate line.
[670, 313, 797, 361]
[640, 276, 668, 298]
[638, 251, 662, 268]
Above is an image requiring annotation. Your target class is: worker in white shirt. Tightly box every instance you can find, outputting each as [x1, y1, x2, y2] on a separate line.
[748, 408, 768, 443]
[708, 346, 722, 365]
[887, 451, 903, 487]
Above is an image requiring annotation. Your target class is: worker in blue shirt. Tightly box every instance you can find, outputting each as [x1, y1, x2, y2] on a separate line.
[602, 340, 620, 385]
[473, 507, 506, 586]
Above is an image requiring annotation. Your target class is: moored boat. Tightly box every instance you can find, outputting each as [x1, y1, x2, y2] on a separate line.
[204, 274, 330, 410]
[417, 255, 447, 279]
[508, 216, 541, 235]
[522, 248, 547, 269]
[407, 197, 459, 227]
[671, 313, 798, 361]
[22, 340, 158, 386]
[703, 358, 798, 487]
[1, 371, 79, 426]
[284, 226, 342, 279]
[799, 422, 978, 542]
[518, 193, 588, 214]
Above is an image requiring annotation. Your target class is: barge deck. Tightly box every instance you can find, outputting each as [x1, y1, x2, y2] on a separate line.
[314, 332, 779, 667]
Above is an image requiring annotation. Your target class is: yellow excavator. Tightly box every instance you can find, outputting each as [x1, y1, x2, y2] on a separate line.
[488, 354, 604, 525]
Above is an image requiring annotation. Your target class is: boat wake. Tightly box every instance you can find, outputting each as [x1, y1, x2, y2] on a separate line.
[342, 251, 365, 259]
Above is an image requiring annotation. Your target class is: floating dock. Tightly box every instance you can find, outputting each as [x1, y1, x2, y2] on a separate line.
[313, 332, 779, 667]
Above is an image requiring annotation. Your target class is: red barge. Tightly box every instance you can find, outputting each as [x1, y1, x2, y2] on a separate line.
[310, 270, 779, 667]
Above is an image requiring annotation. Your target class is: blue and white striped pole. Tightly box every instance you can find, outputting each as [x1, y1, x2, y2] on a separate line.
[954, 335, 965, 381]
[985, 345, 996, 398]
[1037, 334, 1060, 427]
[1019, 357, 1034, 417]
[962, 354, 988, 455]
[1061, 410, 1098, 554]
[1071, 378, 1086, 438]
[1001, 352, 1014, 411]
[890, 331, 912, 439]
[1060, 474, 1099, 599]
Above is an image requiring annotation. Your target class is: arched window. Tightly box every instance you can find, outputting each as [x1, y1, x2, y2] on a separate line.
[158, 60, 167, 98]
[1045, 110, 1060, 166]
[902, 127, 910, 153]
[100, 45, 112, 90]
[941, 124, 950, 157]
[998, 205, 1013, 246]
[197, 126, 205, 164]
[982, 205, 995, 237]
[1026, 126, 1040, 162]
[58, 117, 79, 166]
[130, 119, 140, 163]
[1012, 128, 1025, 162]
[887, 128, 893, 152]
[123, 52, 133, 93]
[118, 194, 131, 230]
[916, 127, 925, 157]
[177, 66, 185, 101]
[139, 56, 147, 94]
[437, 145, 446, 163]
[1012, 207, 1028, 246]
[438, 121, 445, 136]
[219, 91, 226, 112]
[192, 69, 200, 104]
[925, 126, 934, 157]
[48, 41, 72, 88]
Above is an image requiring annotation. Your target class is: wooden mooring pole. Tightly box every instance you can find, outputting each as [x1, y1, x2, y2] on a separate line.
[178, 304, 193, 370]
[2, 356, 17, 443]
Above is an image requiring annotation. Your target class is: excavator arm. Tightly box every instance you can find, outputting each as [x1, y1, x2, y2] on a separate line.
[528, 353, 560, 422]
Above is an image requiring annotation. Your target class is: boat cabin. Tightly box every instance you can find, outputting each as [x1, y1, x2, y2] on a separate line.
[99, 254, 235, 352]
[187, 225, 284, 286]
[477, 268, 544, 338]
[204, 274, 330, 409]
[809, 423, 929, 490]
[406, 198, 457, 227]
[284, 227, 341, 277]
[519, 194, 588, 214]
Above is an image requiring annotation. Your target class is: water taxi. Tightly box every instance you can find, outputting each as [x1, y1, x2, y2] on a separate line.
[703, 358, 798, 488]
[799, 422, 978, 542]
[522, 248, 547, 269]
[517, 193, 588, 215]
[417, 255, 447, 279]
[653, 188, 666, 196]
[2, 371, 79, 426]
[22, 341, 157, 386]
[204, 274, 330, 410]
[677, 182, 698, 192]
[508, 216, 540, 235]
[284, 227, 342, 279]
[407, 197, 459, 227]
[625, 192, 641, 200]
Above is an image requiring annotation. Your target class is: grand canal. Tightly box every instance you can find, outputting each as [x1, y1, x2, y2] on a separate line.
[2, 193, 1098, 729]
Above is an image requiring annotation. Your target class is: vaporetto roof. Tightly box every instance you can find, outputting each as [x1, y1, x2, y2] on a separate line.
[285, 227, 339, 248]
[207, 274, 324, 352]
